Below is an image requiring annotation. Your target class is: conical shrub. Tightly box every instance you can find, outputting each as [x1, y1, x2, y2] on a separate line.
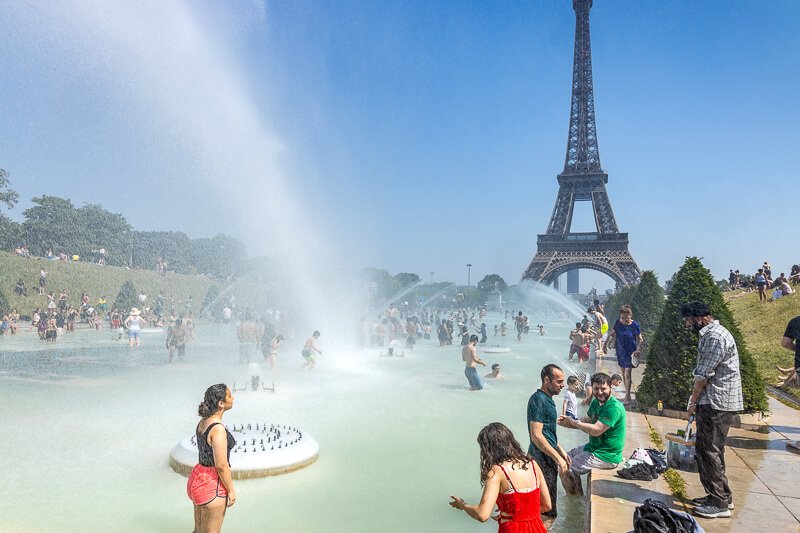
[637, 257, 767, 413]
[113, 280, 138, 313]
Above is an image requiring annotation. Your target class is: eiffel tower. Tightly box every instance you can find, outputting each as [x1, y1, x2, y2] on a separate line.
[522, 0, 640, 290]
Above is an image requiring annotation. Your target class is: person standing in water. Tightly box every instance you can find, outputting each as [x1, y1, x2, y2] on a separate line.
[187, 384, 236, 533]
[301, 331, 322, 371]
[449, 422, 549, 532]
[462, 334, 486, 391]
[124, 307, 144, 348]
[166, 318, 189, 363]
[527, 364, 569, 527]
[515, 311, 525, 341]
[237, 311, 263, 364]
[266, 334, 284, 374]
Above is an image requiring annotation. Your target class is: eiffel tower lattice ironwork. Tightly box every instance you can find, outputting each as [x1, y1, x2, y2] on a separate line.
[522, 0, 640, 289]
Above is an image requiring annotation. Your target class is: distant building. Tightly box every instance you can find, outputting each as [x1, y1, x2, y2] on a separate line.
[486, 289, 502, 310]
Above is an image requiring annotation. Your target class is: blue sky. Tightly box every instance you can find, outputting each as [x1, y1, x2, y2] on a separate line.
[1, 0, 798, 291]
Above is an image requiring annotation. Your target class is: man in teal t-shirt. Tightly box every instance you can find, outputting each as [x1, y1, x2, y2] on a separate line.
[557, 372, 626, 496]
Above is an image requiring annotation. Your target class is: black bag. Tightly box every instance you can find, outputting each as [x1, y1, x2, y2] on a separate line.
[633, 498, 703, 533]
[646, 448, 668, 474]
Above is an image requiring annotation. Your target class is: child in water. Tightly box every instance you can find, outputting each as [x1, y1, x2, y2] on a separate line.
[563, 376, 580, 420]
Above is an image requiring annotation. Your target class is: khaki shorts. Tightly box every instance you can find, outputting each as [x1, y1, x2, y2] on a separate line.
[567, 446, 618, 475]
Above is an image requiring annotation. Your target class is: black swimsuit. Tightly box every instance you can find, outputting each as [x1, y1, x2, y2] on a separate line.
[197, 422, 236, 467]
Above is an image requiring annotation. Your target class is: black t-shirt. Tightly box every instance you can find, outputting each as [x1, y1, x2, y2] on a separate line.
[784, 316, 800, 369]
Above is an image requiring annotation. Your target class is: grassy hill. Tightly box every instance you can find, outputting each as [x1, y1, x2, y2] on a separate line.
[726, 288, 800, 401]
[0, 251, 269, 317]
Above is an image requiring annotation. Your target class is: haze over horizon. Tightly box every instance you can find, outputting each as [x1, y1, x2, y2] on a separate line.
[1, 0, 798, 292]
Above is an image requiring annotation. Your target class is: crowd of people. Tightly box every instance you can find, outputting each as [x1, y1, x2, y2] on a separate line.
[727, 261, 800, 302]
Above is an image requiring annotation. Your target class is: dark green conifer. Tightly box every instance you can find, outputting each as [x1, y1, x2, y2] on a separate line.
[113, 280, 138, 313]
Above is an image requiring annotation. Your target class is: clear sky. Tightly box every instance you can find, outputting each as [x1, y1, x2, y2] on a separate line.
[1, 0, 798, 292]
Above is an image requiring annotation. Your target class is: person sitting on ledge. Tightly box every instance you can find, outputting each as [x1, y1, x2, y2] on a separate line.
[557, 372, 626, 496]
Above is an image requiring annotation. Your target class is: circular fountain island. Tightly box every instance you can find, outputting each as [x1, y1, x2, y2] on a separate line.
[170, 422, 319, 479]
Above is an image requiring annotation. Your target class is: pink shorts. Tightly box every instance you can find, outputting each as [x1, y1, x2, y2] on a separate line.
[187, 464, 227, 505]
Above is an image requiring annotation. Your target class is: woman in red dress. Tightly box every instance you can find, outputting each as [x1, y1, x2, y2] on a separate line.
[450, 422, 550, 532]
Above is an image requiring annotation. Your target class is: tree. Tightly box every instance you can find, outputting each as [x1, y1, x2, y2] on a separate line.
[603, 285, 636, 325]
[629, 271, 665, 334]
[113, 280, 139, 312]
[0, 213, 22, 250]
[361, 268, 401, 305]
[0, 169, 19, 212]
[637, 257, 767, 413]
[0, 286, 9, 313]
[394, 272, 421, 288]
[477, 274, 508, 294]
[21, 195, 82, 256]
[78, 203, 132, 266]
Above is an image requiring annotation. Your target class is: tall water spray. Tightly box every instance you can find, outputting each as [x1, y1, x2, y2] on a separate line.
[0, 1, 357, 335]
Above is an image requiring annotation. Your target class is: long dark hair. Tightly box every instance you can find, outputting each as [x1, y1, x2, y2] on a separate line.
[198, 383, 228, 418]
[477, 422, 530, 486]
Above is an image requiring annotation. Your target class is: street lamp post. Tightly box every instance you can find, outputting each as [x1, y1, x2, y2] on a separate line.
[466, 263, 472, 305]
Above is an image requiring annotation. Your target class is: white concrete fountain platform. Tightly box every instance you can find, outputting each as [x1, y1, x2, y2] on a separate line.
[478, 344, 511, 353]
[170, 422, 319, 479]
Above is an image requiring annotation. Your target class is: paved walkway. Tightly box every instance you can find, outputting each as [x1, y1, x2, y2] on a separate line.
[587, 354, 800, 532]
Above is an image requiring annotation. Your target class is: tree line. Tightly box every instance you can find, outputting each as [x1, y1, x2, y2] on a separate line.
[0, 171, 247, 278]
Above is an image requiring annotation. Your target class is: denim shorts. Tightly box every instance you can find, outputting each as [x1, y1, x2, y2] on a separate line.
[465, 367, 483, 390]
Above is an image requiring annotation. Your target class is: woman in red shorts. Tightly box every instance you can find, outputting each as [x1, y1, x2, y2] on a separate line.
[449, 422, 550, 532]
[187, 384, 236, 533]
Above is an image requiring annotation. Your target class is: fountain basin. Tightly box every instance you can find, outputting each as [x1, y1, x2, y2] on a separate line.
[169, 422, 319, 479]
[479, 344, 511, 354]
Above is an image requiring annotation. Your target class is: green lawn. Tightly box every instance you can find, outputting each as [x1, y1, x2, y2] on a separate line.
[0, 251, 269, 317]
[726, 288, 800, 401]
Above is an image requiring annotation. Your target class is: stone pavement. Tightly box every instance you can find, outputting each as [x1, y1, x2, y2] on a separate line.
[586, 353, 800, 532]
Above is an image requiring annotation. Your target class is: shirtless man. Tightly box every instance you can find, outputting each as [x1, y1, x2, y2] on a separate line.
[515, 311, 525, 341]
[568, 322, 583, 361]
[462, 334, 486, 390]
[166, 318, 188, 363]
[237, 311, 263, 364]
[301, 331, 322, 371]
[589, 308, 608, 355]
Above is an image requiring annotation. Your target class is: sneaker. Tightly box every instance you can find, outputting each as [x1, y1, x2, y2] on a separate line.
[693, 504, 732, 518]
[690, 495, 734, 510]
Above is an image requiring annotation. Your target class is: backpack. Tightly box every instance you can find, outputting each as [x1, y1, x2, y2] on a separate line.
[633, 498, 705, 533]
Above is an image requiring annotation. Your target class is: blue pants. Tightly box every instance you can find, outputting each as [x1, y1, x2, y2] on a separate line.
[465, 367, 483, 390]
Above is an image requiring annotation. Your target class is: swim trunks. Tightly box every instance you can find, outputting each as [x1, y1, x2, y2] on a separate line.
[301, 348, 314, 360]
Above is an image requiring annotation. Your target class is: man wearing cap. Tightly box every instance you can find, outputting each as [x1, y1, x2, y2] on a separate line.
[462, 334, 486, 390]
[681, 301, 743, 519]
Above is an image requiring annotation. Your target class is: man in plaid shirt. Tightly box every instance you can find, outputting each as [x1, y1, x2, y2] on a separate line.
[681, 301, 743, 519]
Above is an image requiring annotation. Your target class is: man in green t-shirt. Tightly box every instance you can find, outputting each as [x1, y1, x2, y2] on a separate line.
[557, 372, 626, 496]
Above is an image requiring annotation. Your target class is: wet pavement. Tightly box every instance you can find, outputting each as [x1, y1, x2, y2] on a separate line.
[587, 354, 800, 532]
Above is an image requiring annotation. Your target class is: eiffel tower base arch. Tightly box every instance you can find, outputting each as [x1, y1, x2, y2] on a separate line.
[522, 243, 640, 290]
